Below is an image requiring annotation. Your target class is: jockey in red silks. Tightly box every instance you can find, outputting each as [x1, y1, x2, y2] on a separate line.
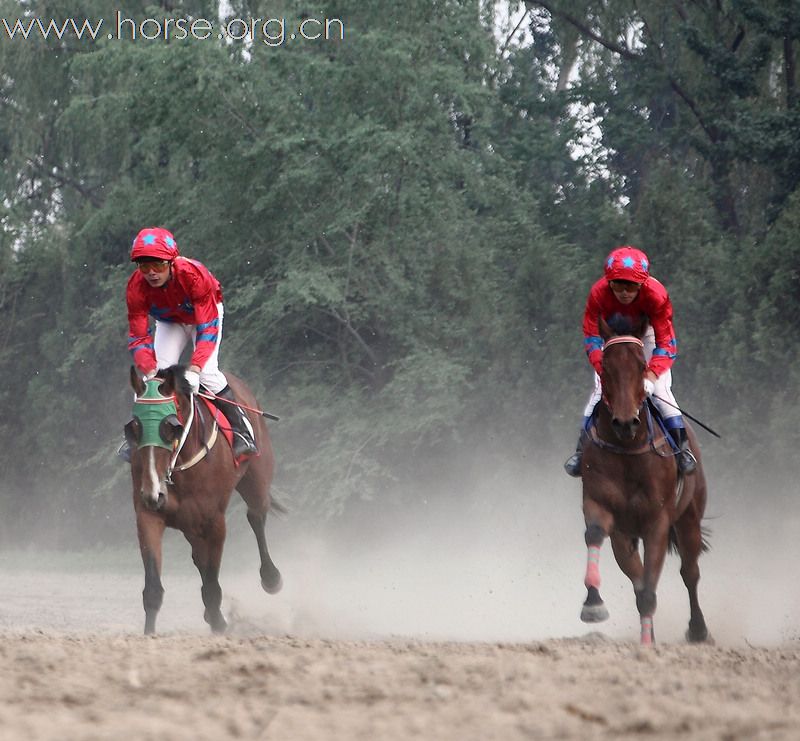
[123, 227, 257, 459]
[564, 246, 696, 477]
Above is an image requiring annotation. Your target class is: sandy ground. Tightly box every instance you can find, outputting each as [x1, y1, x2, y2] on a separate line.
[2, 629, 799, 741]
[2, 466, 799, 739]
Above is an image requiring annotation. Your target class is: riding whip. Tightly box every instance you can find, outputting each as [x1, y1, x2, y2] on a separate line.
[198, 391, 281, 421]
[652, 394, 721, 438]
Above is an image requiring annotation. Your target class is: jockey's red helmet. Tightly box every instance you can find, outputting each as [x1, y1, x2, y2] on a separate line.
[604, 246, 649, 283]
[130, 227, 179, 262]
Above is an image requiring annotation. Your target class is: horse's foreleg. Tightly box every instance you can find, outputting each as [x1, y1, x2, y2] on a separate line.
[674, 501, 710, 643]
[638, 518, 670, 646]
[580, 518, 611, 623]
[137, 511, 166, 635]
[187, 518, 228, 634]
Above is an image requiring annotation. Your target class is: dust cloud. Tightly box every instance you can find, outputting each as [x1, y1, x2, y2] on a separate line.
[2, 450, 797, 647]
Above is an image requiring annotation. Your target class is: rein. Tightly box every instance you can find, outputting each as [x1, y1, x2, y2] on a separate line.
[587, 403, 673, 457]
[166, 394, 218, 482]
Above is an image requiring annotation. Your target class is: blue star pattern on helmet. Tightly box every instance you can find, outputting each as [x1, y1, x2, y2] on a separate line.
[142, 233, 157, 245]
[165, 236, 175, 248]
[641, 257, 649, 271]
[622, 256, 635, 268]
[607, 256, 614, 269]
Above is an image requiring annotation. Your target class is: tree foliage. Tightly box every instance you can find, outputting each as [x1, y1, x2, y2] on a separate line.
[1, 0, 799, 543]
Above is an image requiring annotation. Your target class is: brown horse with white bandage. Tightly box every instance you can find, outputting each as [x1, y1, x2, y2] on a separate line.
[579, 318, 710, 645]
[124, 365, 283, 634]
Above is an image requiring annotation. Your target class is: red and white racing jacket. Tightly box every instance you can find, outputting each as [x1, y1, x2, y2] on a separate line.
[126, 257, 223, 374]
[582, 276, 677, 378]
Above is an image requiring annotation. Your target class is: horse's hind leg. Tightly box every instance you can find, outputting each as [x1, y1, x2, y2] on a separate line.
[674, 501, 710, 643]
[137, 511, 166, 635]
[237, 468, 283, 594]
[186, 518, 228, 634]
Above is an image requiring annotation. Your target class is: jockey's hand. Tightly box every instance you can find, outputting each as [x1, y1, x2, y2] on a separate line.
[643, 377, 656, 397]
[143, 369, 157, 381]
[184, 369, 201, 394]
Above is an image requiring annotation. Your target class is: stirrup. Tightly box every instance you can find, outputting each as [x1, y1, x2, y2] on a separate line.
[678, 450, 697, 474]
[564, 453, 582, 477]
[117, 440, 132, 463]
[232, 433, 258, 458]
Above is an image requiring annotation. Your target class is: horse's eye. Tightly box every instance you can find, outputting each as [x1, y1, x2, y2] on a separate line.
[124, 418, 142, 445]
[159, 414, 184, 443]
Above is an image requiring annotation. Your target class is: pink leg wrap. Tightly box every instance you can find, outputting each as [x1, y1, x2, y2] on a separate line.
[584, 545, 601, 589]
[640, 615, 654, 646]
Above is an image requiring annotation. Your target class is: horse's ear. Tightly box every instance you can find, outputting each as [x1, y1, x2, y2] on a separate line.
[159, 367, 175, 397]
[598, 316, 614, 340]
[630, 314, 648, 340]
[130, 366, 145, 397]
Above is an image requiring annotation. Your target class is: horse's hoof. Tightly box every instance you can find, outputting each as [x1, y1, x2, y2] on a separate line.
[261, 571, 283, 595]
[204, 609, 228, 634]
[686, 627, 712, 644]
[581, 603, 610, 623]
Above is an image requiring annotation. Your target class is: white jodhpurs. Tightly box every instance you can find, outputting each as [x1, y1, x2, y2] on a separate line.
[581, 325, 683, 428]
[153, 302, 228, 393]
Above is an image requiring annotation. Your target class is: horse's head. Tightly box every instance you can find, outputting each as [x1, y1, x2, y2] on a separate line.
[126, 366, 191, 510]
[599, 316, 647, 441]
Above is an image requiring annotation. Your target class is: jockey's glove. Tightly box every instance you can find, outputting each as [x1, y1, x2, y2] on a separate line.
[643, 378, 655, 397]
[184, 370, 200, 394]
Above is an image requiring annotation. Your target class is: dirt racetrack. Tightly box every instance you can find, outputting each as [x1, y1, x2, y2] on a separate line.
[1, 628, 798, 741]
[2, 466, 799, 739]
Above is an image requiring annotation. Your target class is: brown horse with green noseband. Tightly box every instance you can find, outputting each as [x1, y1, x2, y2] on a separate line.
[579, 317, 710, 645]
[125, 365, 283, 634]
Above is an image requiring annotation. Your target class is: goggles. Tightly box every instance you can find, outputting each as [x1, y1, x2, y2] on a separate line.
[609, 280, 642, 293]
[137, 259, 170, 274]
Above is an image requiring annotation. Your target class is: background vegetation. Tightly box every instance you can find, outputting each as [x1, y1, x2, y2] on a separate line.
[1, 0, 798, 545]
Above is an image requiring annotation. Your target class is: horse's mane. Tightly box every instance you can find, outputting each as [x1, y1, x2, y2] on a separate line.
[606, 314, 637, 336]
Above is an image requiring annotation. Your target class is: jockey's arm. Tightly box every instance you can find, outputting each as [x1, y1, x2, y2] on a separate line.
[188, 292, 220, 371]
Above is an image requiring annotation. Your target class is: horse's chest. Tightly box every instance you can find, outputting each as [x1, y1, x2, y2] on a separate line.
[610, 483, 667, 532]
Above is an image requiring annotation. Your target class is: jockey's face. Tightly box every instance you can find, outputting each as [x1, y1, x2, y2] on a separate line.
[609, 280, 641, 304]
[137, 259, 172, 288]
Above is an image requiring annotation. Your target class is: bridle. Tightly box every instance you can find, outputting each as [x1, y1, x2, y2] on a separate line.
[600, 335, 645, 412]
[591, 334, 672, 457]
[602, 335, 644, 350]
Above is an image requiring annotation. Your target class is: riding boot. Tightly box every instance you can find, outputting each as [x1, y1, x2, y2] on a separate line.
[674, 427, 697, 474]
[213, 386, 258, 458]
[564, 437, 584, 477]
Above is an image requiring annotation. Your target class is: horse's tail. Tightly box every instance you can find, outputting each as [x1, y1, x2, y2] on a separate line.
[668, 527, 679, 555]
[667, 525, 711, 554]
[269, 494, 289, 517]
